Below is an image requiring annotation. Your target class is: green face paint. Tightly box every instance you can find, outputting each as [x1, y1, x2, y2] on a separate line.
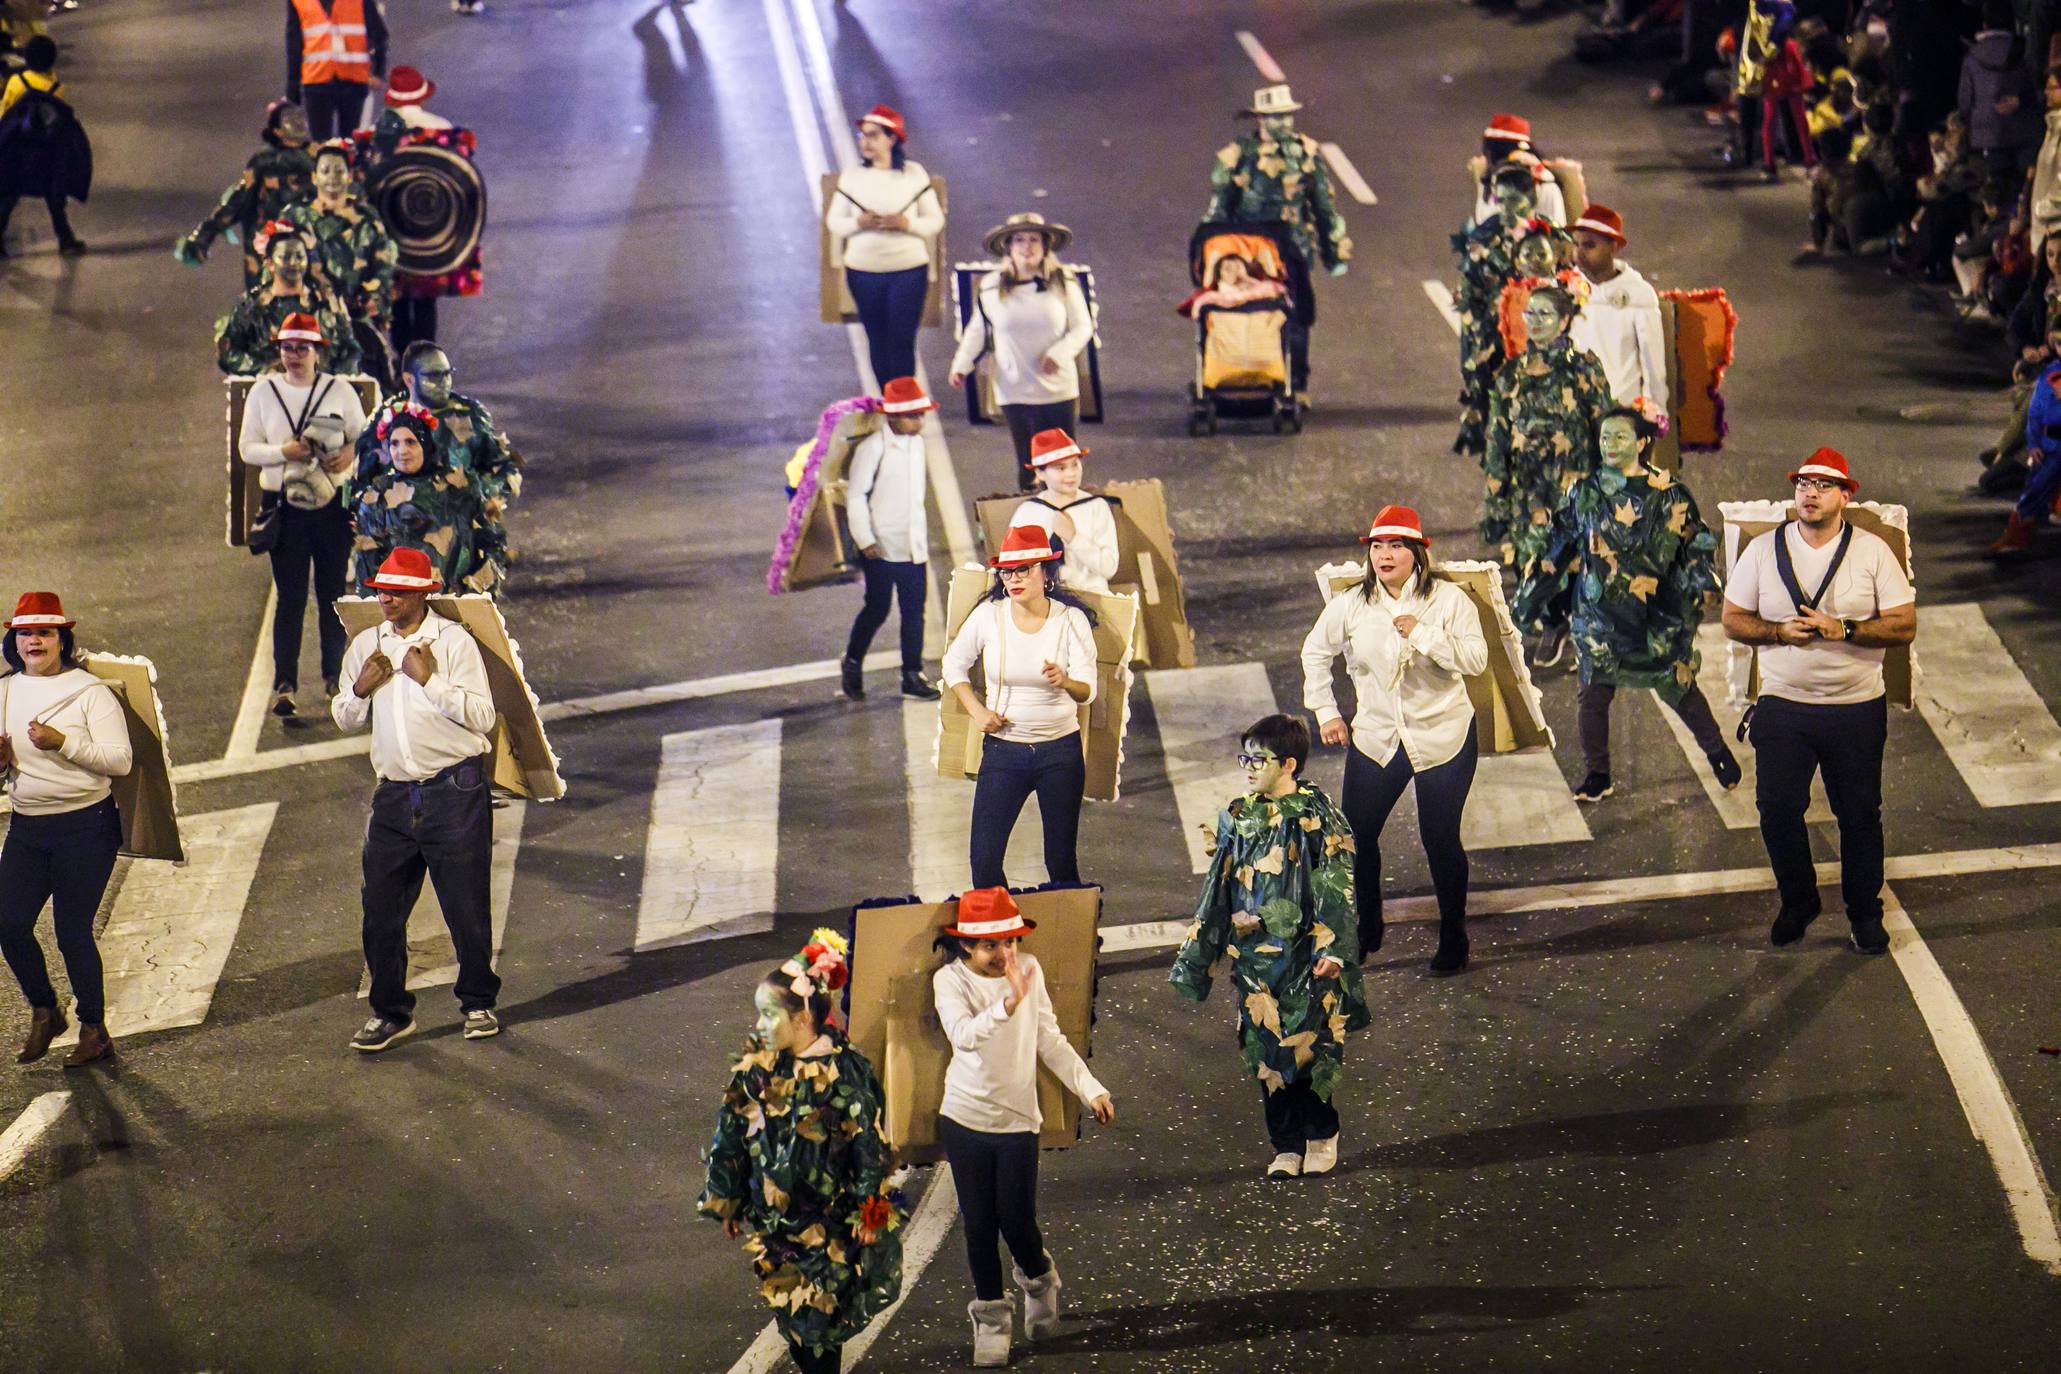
[409, 349, 453, 409]
[313, 154, 350, 198]
[1598, 416, 1643, 471]
[1521, 297, 1566, 348]
[1495, 182, 1536, 226]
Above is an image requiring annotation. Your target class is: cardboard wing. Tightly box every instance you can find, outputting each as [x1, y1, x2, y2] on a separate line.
[972, 483, 1196, 669]
[226, 374, 381, 547]
[951, 263, 1105, 426]
[333, 595, 567, 798]
[936, 568, 1138, 801]
[846, 885, 1103, 1163]
[1716, 502, 1913, 710]
[821, 172, 948, 328]
[781, 407, 879, 593]
[81, 654, 183, 861]
[1547, 158, 1588, 220]
[1315, 561, 1552, 753]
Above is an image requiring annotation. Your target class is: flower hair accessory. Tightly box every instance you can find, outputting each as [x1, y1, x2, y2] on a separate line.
[256, 219, 310, 257]
[1552, 267, 1592, 309]
[376, 401, 442, 442]
[780, 927, 850, 1001]
[1630, 395, 1672, 435]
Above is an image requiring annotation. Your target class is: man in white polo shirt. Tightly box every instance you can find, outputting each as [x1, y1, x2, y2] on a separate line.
[1721, 449, 1916, 955]
[1568, 204, 1667, 407]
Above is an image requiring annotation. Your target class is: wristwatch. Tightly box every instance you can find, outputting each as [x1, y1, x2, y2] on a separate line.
[1840, 618, 1859, 642]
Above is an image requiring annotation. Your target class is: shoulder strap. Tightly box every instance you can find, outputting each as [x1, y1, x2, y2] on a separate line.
[1770, 520, 1854, 614]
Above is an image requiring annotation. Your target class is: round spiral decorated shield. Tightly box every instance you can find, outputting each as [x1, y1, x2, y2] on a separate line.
[371, 144, 486, 277]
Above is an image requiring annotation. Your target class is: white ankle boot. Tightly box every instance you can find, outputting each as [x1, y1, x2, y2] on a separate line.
[1012, 1254, 1062, 1339]
[969, 1297, 1014, 1367]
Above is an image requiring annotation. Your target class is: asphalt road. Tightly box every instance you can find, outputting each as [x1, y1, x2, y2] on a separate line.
[1, 0, 2058, 1370]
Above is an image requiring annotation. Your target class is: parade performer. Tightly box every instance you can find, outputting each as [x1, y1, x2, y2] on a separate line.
[1205, 83, 1351, 402]
[826, 104, 944, 390]
[1170, 712, 1368, 1179]
[350, 403, 481, 593]
[1568, 205, 1668, 407]
[1728, 0, 1814, 179]
[177, 101, 314, 286]
[841, 377, 940, 703]
[238, 312, 366, 716]
[357, 67, 482, 355]
[216, 218, 360, 375]
[932, 888, 1113, 1365]
[1466, 113, 1568, 229]
[1301, 508, 1486, 973]
[699, 931, 905, 1374]
[285, 0, 388, 141]
[0, 593, 130, 1068]
[331, 547, 502, 1051]
[1494, 218, 1575, 360]
[1453, 162, 1535, 456]
[283, 140, 398, 377]
[942, 526, 1099, 890]
[1005, 429, 1119, 597]
[1513, 402, 1742, 804]
[1721, 451, 1915, 955]
[948, 212, 1094, 490]
[0, 35, 88, 258]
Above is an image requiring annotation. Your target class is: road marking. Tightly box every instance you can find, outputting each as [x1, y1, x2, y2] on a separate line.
[1321, 142, 1378, 206]
[760, 0, 831, 207]
[904, 698, 1046, 900]
[226, 585, 279, 759]
[1235, 29, 1286, 82]
[1652, 625, 1829, 829]
[1143, 663, 1279, 873]
[1456, 752, 1591, 849]
[0, 1092, 70, 1183]
[634, 724, 781, 950]
[1881, 886, 2061, 1275]
[54, 804, 277, 1044]
[1422, 279, 1462, 334]
[357, 801, 528, 994]
[1913, 603, 2061, 807]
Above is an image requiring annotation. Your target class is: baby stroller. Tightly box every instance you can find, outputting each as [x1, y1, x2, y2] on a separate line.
[1184, 221, 1312, 436]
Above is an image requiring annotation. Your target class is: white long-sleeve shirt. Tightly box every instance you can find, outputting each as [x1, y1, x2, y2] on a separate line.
[825, 162, 945, 274]
[1570, 262, 1667, 407]
[942, 598, 1098, 744]
[934, 955, 1106, 1136]
[948, 270, 1093, 406]
[330, 610, 497, 781]
[239, 374, 368, 492]
[844, 427, 929, 564]
[1007, 495, 1119, 596]
[0, 668, 133, 815]
[1301, 575, 1488, 771]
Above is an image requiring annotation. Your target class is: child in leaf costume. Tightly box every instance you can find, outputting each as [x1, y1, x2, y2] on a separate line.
[1171, 714, 1370, 1180]
[699, 930, 905, 1374]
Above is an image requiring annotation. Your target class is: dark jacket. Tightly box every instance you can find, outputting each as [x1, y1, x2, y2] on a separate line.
[0, 85, 91, 203]
[1960, 31, 2041, 153]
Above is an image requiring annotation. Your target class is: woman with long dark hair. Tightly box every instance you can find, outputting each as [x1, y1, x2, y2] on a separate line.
[941, 526, 1100, 889]
[825, 104, 945, 389]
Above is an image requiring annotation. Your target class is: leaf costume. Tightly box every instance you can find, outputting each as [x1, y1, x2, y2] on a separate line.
[1451, 216, 1521, 455]
[1512, 463, 1720, 704]
[1482, 336, 1614, 578]
[1206, 130, 1352, 272]
[214, 281, 360, 376]
[188, 143, 316, 288]
[1170, 783, 1371, 1100]
[349, 440, 479, 592]
[356, 391, 521, 594]
[698, 1030, 906, 1358]
[283, 194, 399, 327]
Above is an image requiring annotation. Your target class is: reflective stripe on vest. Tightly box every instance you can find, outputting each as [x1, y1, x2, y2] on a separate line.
[294, 0, 371, 85]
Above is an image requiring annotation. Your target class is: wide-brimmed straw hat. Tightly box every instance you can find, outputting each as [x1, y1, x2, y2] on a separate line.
[982, 211, 1073, 258]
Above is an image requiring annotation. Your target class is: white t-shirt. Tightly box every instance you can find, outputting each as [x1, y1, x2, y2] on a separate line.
[941, 599, 1098, 744]
[934, 955, 1105, 1136]
[1724, 522, 1915, 705]
[1008, 494, 1120, 596]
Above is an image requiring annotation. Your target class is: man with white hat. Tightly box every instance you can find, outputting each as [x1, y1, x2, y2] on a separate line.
[1568, 204, 1668, 406]
[841, 376, 941, 703]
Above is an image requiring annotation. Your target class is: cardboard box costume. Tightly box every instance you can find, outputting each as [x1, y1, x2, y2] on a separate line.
[225, 374, 382, 548]
[769, 398, 879, 595]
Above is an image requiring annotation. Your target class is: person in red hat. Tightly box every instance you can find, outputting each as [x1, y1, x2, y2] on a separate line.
[1301, 507, 1488, 973]
[0, 592, 131, 1067]
[1567, 204, 1667, 406]
[941, 526, 1100, 889]
[1469, 113, 1568, 229]
[931, 888, 1111, 1365]
[330, 547, 503, 1051]
[825, 104, 945, 389]
[841, 377, 941, 702]
[1721, 450, 1916, 956]
[1005, 429, 1119, 597]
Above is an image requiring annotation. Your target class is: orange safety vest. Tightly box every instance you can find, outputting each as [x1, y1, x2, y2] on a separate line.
[294, 0, 372, 86]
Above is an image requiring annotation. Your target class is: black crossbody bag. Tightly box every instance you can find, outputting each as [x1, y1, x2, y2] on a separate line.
[1737, 520, 1854, 741]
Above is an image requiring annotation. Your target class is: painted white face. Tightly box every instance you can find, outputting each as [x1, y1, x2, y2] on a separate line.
[1522, 295, 1569, 347]
[753, 983, 811, 1052]
[313, 152, 350, 198]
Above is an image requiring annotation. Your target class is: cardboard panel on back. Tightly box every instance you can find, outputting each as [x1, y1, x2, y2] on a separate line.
[820, 173, 949, 329]
[82, 654, 182, 861]
[951, 263, 1105, 425]
[774, 405, 878, 594]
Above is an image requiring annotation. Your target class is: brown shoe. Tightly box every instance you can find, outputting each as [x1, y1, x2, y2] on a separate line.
[17, 1007, 67, 1063]
[64, 1023, 114, 1068]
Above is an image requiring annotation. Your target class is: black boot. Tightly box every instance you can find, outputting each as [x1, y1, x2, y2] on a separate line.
[900, 669, 940, 700]
[839, 656, 865, 701]
[1429, 924, 1470, 976]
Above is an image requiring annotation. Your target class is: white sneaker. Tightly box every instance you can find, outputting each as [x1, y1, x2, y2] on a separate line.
[1266, 1151, 1303, 1179]
[1302, 1135, 1339, 1176]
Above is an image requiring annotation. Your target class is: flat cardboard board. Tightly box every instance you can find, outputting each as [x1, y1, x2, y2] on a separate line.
[334, 595, 567, 799]
[1315, 560, 1553, 753]
[226, 374, 381, 548]
[952, 264, 1105, 425]
[845, 885, 1103, 1162]
[82, 655, 182, 862]
[973, 482, 1196, 669]
[936, 568, 1138, 801]
[781, 408, 879, 593]
[1717, 502, 1913, 709]
[820, 173, 949, 329]
[1653, 297, 1683, 472]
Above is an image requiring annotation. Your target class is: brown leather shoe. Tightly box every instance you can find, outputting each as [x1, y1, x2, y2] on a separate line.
[17, 1007, 67, 1063]
[64, 1023, 114, 1068]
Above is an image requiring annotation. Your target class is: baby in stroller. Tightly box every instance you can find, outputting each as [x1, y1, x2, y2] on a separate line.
[1183, 229, 1302, 434]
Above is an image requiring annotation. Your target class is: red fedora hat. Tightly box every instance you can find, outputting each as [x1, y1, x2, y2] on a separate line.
[942, 887, 1036, 940]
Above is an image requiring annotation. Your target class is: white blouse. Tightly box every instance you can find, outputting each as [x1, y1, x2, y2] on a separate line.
[934, 955, 1105, 1136]
[1300, 575, 1488, 771]
[825, 162, 946, 274]
[942, 598, 1098, 744]
[0, 668, 134, 815]
[948, 270, 1094, 406]
[1008, 495, 1120, 596]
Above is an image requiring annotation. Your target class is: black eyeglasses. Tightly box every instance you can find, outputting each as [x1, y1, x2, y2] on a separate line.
[1794, 478, 1843, 494]
[1236, 752, 1277, 768]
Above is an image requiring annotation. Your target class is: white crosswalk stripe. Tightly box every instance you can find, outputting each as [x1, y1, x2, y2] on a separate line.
[1914, 603, 2061, 807]
[905, 698, 1046, 901]
[358, 801, 529, 995]
[1144, 663, 1281, 873]
[634, 722, 781, 951]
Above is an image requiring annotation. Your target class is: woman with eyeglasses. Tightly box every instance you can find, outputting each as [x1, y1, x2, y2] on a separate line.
[941, 526, 1100, 890]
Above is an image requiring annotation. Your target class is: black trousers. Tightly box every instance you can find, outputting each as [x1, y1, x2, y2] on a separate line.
[845, 265, 927, 388]
[939, 1116, 1050, 1301]
[0, 193, 75, 247]
[269, 495, 353, 689]
[301, 79, 367, 141]
[1749, 694, 1888, 925]
[361, 755, 500, 1022]
[1340, 733, 1478, 952]
[1001, 399, 1079, 491]
[786, 1341, 840, 1374]
[390, 295, 439, 357]
[969, 736, 1085, 889]
[0, 797, 121, 1026]
[1263, 1079, 1339, 1153]
[845, 555, 925, 672]
[1577, 680, 1725, 778]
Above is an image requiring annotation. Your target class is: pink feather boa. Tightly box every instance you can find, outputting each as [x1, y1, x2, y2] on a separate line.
[768, 396, 879, 595]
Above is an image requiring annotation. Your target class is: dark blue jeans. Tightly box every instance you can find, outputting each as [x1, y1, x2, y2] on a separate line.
[1750, 694, 1887, 925]
[1341, 732, 1478, 951]
[969, 735, 1086, 889]
[939, 1116, 1048, 1301]
[845, 265, 927, 387]
[361, 754, 499, 1022]
[845, 555, 926, 672]
[0, 796, 121, 1025]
